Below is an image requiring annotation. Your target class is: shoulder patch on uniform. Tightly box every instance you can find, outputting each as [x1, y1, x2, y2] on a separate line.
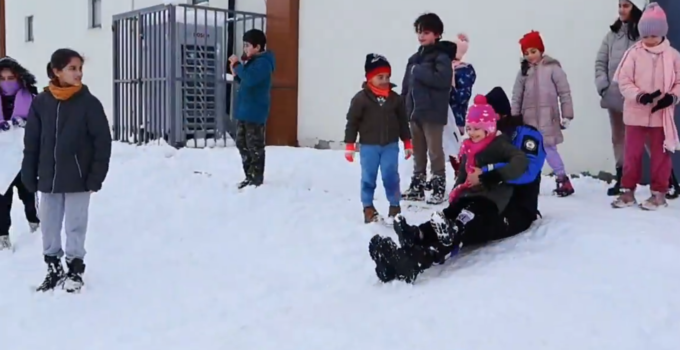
[521, 135, 539, 155]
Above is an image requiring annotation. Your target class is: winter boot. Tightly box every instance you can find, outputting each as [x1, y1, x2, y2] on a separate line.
[640, 191, 668, 211]
[0, 120, 10, 132]
[427, 175, 447, 204]
[611, 189, 636, 208]
[29, 222, 39, 233]
[368, 235, 397, 283]
[667, 171, 680, 200]
[387, 205, 401, 219]
[63, 258, 86, 293]
[0, 235, 10, 251]
[36, 256, 65, 292]
[607, 166, 623, 196]
[553, 175, 574, 197]
[363, 206, 381, 223]
[237, 177, 252, 189]
[402, 174, 426, 201]
[393, 214, 420, 249]
[368, 235, 420, 283]
[429, 211, 459, 248]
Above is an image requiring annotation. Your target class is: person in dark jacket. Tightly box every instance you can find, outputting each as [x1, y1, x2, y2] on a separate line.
[21, 49, 112, 292]
[0, 57, 40, 250]
[229, 29, 276, 189]
[369, 97, 528, 283]
[344, 54, 412, 223]
[400, 13, 455, 205]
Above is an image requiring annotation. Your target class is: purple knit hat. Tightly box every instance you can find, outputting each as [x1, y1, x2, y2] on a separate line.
[638, 3, 668, 37]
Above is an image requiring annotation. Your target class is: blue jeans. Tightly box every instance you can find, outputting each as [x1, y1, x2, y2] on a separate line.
[359, 143, 400, 207]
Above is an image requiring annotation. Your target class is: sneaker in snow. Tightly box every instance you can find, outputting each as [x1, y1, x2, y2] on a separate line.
[36, 256, 65, 292]
[0, 120, 10, 132]
[611, 189, 636, 208]
[0, 236, 11, 250]
[11, 116, 26, 127]
[640, 192, 667, 211]
[29, 222, 39, 233]
[667, 172, 680, 200]
[63, 258, 85, 293]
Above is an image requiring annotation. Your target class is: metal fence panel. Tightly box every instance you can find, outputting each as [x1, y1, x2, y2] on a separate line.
[112, 4, 266, 148]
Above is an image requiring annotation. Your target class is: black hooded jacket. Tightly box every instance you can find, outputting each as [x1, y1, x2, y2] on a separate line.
[0, 57, 38, 121]
[21, 85, 112, 194]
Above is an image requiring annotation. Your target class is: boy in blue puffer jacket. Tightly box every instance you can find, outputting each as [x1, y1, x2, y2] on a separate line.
[230, 29, 276, 189]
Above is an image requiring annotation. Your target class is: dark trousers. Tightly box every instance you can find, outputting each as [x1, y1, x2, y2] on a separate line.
[0, 173, 39, 236]
[235, 121, 266, 183]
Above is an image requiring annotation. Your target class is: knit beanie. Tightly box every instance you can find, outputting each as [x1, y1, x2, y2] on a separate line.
[466, 95, 498, 133]
[243, 29, 267, 50]
[638, 3, 668, 37]
[519, 31, 544, 54]
[622, 0, 647, 11]
[485, 87, 511, 117]
[364, 53, 391, 80]
[454, 33, 469, 60]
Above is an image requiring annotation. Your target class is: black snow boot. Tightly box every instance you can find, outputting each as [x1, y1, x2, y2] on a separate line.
[427, 175, 447, 204]
[667, 170, 680, 199]
[368, 235, 420, 283]
[36, 255, 65, 292]
[393, 214, 420, 249]
[402, 174, 426, 201]
[237, 177, 252, 189]
[607, 166, 623, 196]
[63, 258, 86, 293]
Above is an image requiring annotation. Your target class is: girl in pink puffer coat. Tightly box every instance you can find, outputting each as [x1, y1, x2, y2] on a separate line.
[612, 3, 680, 210]
[511, 30, 575, 197]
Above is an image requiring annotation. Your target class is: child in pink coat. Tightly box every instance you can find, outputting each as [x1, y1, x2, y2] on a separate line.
[612, 3, 680, 210]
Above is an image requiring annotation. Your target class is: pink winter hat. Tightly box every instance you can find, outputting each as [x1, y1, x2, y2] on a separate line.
[466, 95, 498, 133]
[454, 33, 469, 60]
[638, 3, 668, 37]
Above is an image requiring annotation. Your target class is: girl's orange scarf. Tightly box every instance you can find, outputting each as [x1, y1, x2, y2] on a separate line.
[45, 81, 82, 101]
[448, 132, 498, 203]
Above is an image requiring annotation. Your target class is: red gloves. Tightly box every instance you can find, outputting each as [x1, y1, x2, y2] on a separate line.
[345, 143, 356, 162]
[403, 139, 413, 159]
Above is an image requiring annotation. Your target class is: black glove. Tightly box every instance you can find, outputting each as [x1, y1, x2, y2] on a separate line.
[651, 93, 676, 112]
[637, 90, 662, 105]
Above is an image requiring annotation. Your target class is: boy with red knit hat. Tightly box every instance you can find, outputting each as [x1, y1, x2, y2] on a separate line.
[511, 30, 575, 197]
[344, 54, 413, 223]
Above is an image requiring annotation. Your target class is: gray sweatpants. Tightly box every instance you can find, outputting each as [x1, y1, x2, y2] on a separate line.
[39, 192, 91, 261]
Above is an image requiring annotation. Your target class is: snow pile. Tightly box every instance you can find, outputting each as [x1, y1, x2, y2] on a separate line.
[1, 143, 680, 349]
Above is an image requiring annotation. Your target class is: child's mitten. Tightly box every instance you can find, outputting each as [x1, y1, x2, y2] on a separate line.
[651, 93, 676, 113]
[560, 119, 570, 130]
[0, 120, 9, 132]
[11, 116, 26, 128]
[637, 90, 662, 105]
[345, 144, 356, 162]
[403, 139, 413, 159]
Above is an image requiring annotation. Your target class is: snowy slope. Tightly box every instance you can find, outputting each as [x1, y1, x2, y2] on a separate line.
[2, 143, 680, 350]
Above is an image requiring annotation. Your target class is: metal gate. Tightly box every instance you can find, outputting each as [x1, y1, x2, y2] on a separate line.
[111, 4, 266, 148]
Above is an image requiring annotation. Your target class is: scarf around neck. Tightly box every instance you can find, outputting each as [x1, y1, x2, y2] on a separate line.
[0, 88, 33, 120]
[46, 81, 82, 101]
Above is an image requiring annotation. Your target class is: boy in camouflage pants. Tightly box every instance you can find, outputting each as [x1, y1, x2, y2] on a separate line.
[229, 29, 276, 188]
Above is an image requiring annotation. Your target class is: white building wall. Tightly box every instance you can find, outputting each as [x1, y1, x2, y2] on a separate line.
[5, 0, 265, 132]
[298, 0, 616, 174]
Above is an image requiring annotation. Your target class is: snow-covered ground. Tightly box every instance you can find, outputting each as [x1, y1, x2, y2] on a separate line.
[2, 143, 680, 350]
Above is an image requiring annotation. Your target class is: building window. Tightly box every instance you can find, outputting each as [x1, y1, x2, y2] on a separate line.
[90, 0, 102, 28]
[25, 16, 34, 42]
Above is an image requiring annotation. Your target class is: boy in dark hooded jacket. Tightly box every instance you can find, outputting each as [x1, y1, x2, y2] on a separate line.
[0, 57, 40, 251]
[400, 13, 455, 205]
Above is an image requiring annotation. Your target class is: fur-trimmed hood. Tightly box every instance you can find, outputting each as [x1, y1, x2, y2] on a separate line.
[0, 57, 38, 95]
